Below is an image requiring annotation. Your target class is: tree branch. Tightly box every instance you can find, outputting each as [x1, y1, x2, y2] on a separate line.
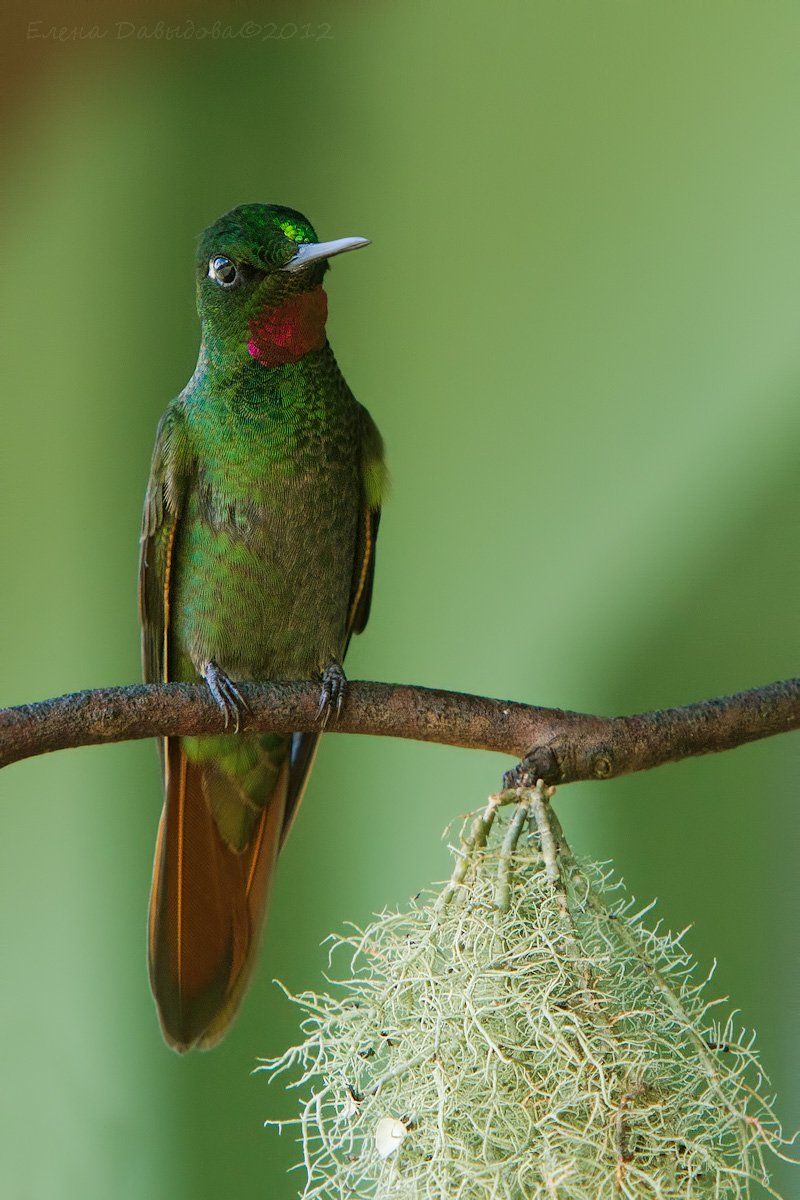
[1, 677, 797, 784]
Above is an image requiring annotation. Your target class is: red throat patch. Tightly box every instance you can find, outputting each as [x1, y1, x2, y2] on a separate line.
[247, 287, 328, 367]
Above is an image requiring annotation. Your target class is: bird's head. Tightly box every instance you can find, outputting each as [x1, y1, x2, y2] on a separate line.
[195, 203, 369, 366]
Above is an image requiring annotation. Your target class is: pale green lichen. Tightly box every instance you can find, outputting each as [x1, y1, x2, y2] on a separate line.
[262, 788, 795, 1199]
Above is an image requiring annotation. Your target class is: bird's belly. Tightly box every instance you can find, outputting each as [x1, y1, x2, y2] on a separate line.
[170, 475, 359, 682]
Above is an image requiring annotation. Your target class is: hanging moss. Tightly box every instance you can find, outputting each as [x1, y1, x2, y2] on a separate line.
[263, 787, 795, 1199]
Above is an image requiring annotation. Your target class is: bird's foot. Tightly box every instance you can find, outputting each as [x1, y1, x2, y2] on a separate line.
[202, 660, 248, 733]
[318, 661, 347, 726]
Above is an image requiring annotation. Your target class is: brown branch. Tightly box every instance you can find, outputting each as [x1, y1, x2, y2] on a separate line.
[0, 677, 798, 784]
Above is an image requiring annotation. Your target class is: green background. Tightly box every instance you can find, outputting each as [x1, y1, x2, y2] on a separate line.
[1, 2, 798, 1196]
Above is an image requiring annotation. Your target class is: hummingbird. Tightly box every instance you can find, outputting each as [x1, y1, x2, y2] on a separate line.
[138, 203, 386, 1051]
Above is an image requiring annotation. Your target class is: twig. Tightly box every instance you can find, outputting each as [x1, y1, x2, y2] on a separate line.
[530, 785, 605, 1019]
[494, 796, 531, 913]
[436, 796, 500, 912]
[0, 677, 798, 784]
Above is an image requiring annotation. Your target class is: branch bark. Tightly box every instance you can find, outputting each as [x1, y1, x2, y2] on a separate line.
[1, 677, 797, 784]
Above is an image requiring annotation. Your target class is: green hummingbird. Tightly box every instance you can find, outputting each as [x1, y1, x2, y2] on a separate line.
[139, 203, 386, 1051]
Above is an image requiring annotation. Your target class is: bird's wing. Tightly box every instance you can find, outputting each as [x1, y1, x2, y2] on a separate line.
[347, 503, 381, 635]
[282, 403, 387, 843]
[138, 406, 187, 688]
[347, 402, 387, 638]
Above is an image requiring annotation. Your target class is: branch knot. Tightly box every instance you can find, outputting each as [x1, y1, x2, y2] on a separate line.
[590, 750, 615, 779]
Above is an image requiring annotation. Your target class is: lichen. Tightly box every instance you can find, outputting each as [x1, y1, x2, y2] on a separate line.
[262, 788, 795, 1198]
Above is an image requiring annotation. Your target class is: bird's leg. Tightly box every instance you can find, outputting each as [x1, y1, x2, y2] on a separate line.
[318, 661, 347, 725]
[202, 660, 248, 733]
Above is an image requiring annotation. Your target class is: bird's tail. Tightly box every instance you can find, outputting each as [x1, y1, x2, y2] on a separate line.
[147, 734, 289, 1051]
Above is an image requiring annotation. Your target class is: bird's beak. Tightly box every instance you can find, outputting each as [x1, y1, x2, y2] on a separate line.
[281, 236, 370, 273]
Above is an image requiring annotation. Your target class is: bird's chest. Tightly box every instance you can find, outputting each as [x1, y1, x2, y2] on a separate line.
[173, 411, 361, 678]
[199, 405, 361, 554]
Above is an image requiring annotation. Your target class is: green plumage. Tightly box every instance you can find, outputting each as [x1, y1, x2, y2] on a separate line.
[139, 204, 385, 1049]
[173, 348, 367, 683]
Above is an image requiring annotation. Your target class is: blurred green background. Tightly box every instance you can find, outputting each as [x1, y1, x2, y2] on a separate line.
[1, 1, 798, 1196]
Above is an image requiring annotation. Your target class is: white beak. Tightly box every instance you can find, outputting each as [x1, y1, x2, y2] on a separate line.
[281, 236, 370, 273]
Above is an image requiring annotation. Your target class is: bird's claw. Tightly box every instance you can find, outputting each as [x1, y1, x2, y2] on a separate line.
[203, 660, 248, 733]
[318, 662, 347, 726]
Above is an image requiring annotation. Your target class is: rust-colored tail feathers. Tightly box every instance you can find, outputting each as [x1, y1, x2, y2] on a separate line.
[148, 738, 288, 1052]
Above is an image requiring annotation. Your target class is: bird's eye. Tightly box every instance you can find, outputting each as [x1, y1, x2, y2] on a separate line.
[208, 255, 238, 287]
